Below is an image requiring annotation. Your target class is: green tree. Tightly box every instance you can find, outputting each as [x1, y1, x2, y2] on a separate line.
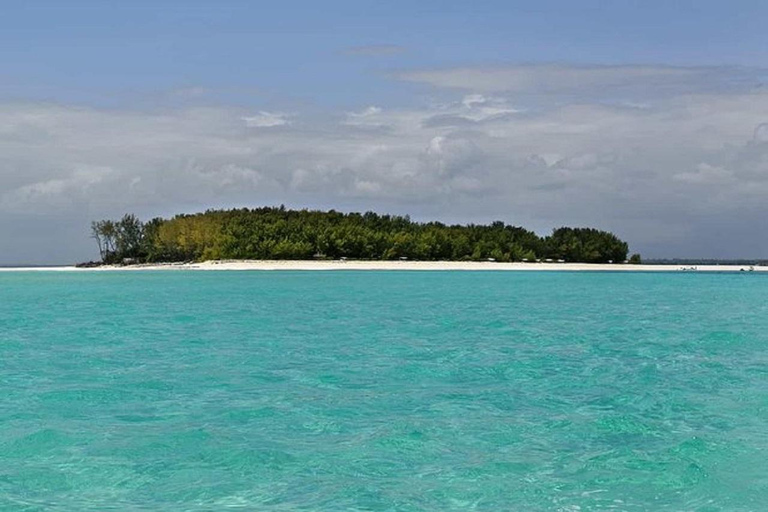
[90, 207, 638, 265]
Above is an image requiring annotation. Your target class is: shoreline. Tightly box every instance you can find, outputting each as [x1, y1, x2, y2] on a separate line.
[1, 260, 766, 272]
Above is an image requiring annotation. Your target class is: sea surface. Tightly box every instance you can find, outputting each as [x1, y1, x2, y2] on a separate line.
[1, 271, 767, 511]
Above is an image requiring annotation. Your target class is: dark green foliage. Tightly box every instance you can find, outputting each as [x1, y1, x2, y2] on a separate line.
[91, 214, 147, 263]
[91, 207, 634, 264]
[542, 227, 630, 264]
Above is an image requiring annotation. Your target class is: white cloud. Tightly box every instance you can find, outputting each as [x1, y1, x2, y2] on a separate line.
[1, 165, 114, 213]
[2, 64, 768, 262]
[343, 106, 384, 127]
[242, 111, 291, 128]
[347, 106, 382, 118]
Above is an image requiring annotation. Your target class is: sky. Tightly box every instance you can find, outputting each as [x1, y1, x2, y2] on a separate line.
[2, 0, 768, 264]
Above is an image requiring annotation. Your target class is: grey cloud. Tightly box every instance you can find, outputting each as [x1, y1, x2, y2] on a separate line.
[754, 123, 768, 142]
[422, 115, 478, 128]
[2, 73, 768, 263]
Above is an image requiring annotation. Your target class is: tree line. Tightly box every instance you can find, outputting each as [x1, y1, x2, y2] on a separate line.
[90, 207, 639, 264]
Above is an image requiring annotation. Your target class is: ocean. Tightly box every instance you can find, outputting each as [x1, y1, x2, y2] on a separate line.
[1, 271, 767, 511]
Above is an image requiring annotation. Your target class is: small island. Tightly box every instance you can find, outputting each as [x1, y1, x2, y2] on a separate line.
[88, 206, 639, 266]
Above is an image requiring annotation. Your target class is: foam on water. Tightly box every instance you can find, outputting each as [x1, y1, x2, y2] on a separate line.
[1, 271, 767, 510]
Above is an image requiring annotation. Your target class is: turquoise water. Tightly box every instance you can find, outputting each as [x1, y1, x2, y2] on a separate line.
[1, 271, 767, 511]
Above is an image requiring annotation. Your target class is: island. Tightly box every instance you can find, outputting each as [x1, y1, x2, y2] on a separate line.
[88, 206, 639, 266]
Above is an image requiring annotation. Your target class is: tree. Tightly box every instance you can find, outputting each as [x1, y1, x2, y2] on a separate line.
[91, 220, 118, 262]
[90, 215, 145, 263]
[115, 214, 144, 260]
[90, 207, 639, 265]
[91, 221, 106, 261]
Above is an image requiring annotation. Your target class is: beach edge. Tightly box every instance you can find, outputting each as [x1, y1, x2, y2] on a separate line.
[1, 261, 765, 272]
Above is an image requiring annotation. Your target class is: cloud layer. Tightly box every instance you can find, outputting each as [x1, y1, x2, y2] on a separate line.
[2, 64, 768, 263]
[344, 44, 407, 56]
[397, 64, 764, 97]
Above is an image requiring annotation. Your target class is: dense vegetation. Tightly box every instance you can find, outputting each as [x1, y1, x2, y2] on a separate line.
[90, 207, 639, 264]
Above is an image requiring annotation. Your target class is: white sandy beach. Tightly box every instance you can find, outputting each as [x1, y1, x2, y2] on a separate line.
[1, 260, 765, 272]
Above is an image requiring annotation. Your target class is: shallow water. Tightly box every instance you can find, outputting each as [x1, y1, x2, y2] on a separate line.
[1, 271, 767, 510]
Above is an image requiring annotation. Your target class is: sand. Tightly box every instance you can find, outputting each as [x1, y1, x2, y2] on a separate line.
[1, 260, 765, 272]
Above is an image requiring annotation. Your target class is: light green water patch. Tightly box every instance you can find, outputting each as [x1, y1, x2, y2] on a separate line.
[1, 270, 768, 510]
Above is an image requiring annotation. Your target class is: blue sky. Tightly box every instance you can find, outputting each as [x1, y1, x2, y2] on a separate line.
[1, 1, 768, 263]
[3, 0, 765, 107]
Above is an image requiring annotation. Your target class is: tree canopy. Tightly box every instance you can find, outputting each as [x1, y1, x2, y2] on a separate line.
[90, 207, 638, 264]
